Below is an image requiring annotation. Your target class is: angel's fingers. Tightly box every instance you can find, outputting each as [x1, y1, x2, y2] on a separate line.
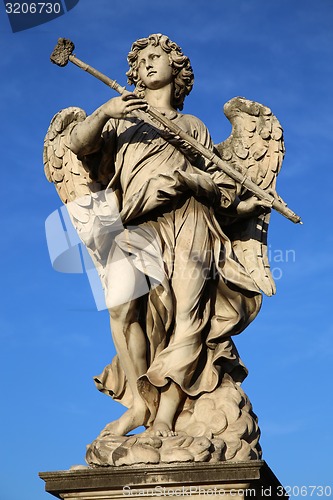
[250, 197, 270, 208]
[125, 102, 148, 114]
[127, 100, 148, 108]
[122, 92, 138, 101]
[266, 189, 288, 206]
[259, 199, 273, 207]
[123, 93, 147, 106]
[266, 188, 286, 204]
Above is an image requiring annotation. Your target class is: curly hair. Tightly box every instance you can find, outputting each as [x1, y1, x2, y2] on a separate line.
[126, 34, 194, 111]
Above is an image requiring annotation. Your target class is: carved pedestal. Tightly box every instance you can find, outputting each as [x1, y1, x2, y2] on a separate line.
[40, 460, 287, 500]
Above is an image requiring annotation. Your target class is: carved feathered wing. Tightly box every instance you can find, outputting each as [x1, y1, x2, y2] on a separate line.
[215, 97, 285, 296]
[44, 107, 123, 293]
[44, 106, 102, 204]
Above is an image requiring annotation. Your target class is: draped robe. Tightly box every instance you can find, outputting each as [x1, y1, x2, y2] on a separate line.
[73, 110, 262, 412]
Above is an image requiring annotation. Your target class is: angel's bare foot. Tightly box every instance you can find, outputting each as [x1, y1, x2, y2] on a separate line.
[152, 420, 177, 437]
[147, 381, 182, 437]
[99, 403, 148, 437]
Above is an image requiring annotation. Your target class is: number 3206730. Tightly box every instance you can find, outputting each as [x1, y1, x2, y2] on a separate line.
[5, 3, 62, 14]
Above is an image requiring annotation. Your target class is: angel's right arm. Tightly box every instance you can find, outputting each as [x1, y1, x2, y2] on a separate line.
[69, 105, 110, 157]
[69, 94, 148, 157]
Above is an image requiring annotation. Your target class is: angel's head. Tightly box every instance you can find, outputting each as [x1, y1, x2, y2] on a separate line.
[126, 34, 194, 111]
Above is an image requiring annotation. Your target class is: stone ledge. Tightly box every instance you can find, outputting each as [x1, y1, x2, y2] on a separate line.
[40, 460, 286, 500]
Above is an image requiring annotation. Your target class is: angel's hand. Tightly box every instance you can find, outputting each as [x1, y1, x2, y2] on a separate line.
[100, 93, 148, 119]
[266, 188, 288, 206]
[235, 195, 272, 216]
[70, 94, 148, 156]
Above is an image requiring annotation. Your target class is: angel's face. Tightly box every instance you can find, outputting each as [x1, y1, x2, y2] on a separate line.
[137, 45, 173, 90]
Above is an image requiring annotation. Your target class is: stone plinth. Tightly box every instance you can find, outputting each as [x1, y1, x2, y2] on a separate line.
[39, 460, 287, 500]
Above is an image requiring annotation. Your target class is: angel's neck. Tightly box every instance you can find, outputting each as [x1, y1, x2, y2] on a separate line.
[144, 85, 175, 112]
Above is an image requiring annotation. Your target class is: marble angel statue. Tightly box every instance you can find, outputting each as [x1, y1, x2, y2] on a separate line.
[44, 34, 287, 464]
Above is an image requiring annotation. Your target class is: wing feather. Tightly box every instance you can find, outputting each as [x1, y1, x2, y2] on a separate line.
[44, 107, 102, 204]
[216, 97, 285, 296]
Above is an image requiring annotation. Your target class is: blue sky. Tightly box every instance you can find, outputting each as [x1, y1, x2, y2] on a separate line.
[1, 1, 333, 499]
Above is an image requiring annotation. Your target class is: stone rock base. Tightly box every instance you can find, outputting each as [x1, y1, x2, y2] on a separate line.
[40, 460, 287, 500]
[86, 375, 261, 467]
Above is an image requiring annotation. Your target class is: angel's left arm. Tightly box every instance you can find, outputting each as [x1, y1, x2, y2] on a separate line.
[233, 195, 272, 216]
